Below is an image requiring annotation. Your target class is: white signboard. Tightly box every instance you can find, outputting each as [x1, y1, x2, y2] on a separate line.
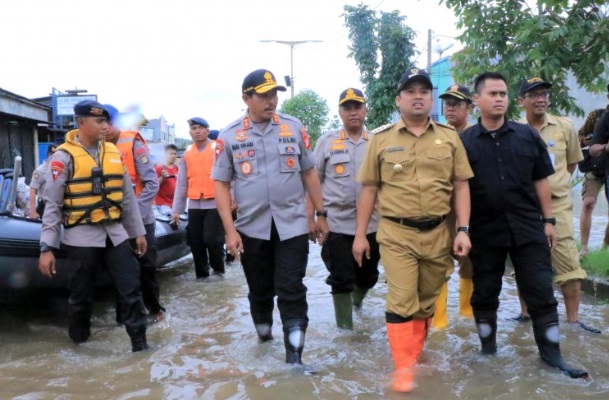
[56, 95, 98, 116]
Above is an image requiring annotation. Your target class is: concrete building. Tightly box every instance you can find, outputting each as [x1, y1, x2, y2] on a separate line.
[0, 87, 53, 182]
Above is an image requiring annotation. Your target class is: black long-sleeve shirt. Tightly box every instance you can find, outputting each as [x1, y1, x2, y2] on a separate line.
[459, 120, 554, 246]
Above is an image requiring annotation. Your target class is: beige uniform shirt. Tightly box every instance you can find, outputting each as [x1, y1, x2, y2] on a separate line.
[40, 141, 145, 249]
[357, 118, 473, 218]
[519, 114, 583, 199]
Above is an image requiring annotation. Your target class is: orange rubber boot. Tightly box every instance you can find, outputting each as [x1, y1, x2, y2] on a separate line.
[432, 282, 448, 329]
[386, 321, 416, 393]
[459, 278, 474, 318]
[412, 318, 432, 362]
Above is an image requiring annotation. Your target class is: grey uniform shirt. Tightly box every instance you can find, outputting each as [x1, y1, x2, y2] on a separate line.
[313, 128, 379, 235]
[172, 142, 217, 213]
[132, 138, 160, 225]
[30, 161, 49, 198]
[212, 113, 315, 241]
[40, 144, 145, 249]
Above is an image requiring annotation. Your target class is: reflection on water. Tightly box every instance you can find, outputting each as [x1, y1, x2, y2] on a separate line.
[1, 188, 608, 399]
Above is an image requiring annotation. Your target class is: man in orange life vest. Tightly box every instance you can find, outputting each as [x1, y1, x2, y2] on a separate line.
[172, 117, 226, 279]
[104, 104, 164, 321]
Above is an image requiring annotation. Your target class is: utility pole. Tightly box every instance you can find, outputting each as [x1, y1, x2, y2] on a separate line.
[427, 29, 432, 73]
[260, 39, 323, 98]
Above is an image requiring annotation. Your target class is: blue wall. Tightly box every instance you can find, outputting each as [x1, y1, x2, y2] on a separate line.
[430, 57, 454, 124]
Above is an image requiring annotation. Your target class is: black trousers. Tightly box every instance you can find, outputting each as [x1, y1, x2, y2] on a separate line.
[240, 222, 309, 330]
[469, 240, 558, 318]
[187, 208, 225, 278]
[134, 223, 164, 314]
[321, 231, 380, 294]
[66, 237, 146, 343]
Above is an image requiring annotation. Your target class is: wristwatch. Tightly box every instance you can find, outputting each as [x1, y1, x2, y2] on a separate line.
[542, 217, 557, 225]
[40, 242, 53, 253]
[457, 226, 470, 235]
[315, 209, 328, 218]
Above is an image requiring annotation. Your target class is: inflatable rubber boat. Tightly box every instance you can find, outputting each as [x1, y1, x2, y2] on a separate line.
[0, 157, 190, 290]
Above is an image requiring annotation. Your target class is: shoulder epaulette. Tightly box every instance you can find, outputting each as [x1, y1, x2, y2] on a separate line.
[434, 121, 456, 131]
[370, 123, 393, 135]
[276, 112, 299, 123]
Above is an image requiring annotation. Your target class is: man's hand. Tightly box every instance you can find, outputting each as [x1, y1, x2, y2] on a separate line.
[307, 216, 317, 243]
[545, 224, 557, 250]
[226, 230, 244, 261]
[39, 252, 56, 278]
[30, 210, 40, 220]
[352, 234, 370, 267]
[171, 212, 181, 226]
[230, 198, 238, 212]
[315, 217, 329, 245]
[135, 236, 147, 257]
[453, 231, 472, 258]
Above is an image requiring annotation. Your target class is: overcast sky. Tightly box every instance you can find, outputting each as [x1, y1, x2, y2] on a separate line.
[0, 0, 461, 138]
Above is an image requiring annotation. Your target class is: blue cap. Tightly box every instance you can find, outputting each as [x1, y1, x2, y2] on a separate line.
[187, 117, 209, 128]
[103, 104, 120, 123]
[208, 129, 220, 140]
[73, 100, 109, 118]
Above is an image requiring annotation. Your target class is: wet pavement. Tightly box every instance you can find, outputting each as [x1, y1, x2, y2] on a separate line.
[1, 186, 609, 399]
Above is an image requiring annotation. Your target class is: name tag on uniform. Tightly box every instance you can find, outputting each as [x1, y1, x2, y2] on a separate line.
[387, 147, 404, 152]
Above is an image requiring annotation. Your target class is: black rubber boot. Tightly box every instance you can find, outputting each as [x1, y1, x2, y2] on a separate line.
[255, 323, 274, 342]
[283, 319, 307, 364]
[68, 309, 91, 344]
[127, 325, 149, 352]
[474, 310, 497, 354]
[532, 314, 589, 379]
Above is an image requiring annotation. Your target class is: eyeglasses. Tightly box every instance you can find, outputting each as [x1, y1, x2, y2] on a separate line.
[443, 100, 467, 109]
[523, 91, 550, 100]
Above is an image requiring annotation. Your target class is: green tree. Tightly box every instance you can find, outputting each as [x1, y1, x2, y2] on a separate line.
[279, 89, 329, 145]
[343, 4, 417, 128]
[442, 0, 609, 118]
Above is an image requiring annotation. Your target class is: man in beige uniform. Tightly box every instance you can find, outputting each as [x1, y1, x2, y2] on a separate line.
[433, 84, 476, 329]
[38, 100, 149, 351]
[517, 77, 600, 333]
[353, 68, 473, 393]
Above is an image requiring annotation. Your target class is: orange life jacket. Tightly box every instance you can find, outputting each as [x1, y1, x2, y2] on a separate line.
[115, 130, 147, 196]
[184, 141, 216, 200]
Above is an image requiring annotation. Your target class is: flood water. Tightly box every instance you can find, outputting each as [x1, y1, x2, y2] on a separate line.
[1, 186, 609, 400]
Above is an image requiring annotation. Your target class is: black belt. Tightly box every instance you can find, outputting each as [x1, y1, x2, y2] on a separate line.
[384, 215, 446, 231]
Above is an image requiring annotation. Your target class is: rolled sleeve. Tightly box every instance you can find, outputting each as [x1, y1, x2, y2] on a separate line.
[133, 140, 159, 223]
[40, 152, 70, 249]
[171, 160, 189, 214]
[120, 170, 146, 238]
[211, 137, 235, 182]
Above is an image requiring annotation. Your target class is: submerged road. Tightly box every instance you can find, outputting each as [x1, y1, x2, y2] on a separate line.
[0, 186, 608, 399]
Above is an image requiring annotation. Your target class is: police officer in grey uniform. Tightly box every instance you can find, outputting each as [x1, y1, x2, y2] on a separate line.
[311, 88, 380, 330]
[104, 104, 165, 321]
[212, 69, 329, 364]
[39, 100, 149, 352]
[29, 144, 57, 219]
